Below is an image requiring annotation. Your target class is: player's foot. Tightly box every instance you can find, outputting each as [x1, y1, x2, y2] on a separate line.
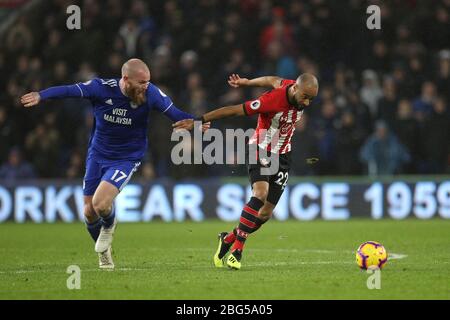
[226, 249, 242, 270]
[98, 246, 114, 270]
[95, 218, 117, 253]
[213, 232, 233, 268]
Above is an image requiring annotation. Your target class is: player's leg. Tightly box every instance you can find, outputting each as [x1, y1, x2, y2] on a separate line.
[225, 181, 269, 269]
[94, 160, 141, 254]
[83, 157, 115, 269]
[92, 181, 119, 269]
[252, 154, 290, 230]
[252, 176, 287, 229]
[214, 181, 268, 268]
[93, 181, 118, 226]
[254, 200, 275, 228]
[226, 194, 276, 246]
[84, 195, 102, 242]
[223, 201, 275, 269]
[83, 157, 103, 243]
[229, 181, 268, 250]
[224, 162, 289, 269]
[92, 180, 119, 253]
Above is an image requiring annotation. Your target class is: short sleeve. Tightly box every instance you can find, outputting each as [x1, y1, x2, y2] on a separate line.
[280, 79, 295, 86]
[243, 90, 284, 116]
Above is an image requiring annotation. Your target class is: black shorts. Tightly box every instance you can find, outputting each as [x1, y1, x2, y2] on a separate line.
[247, 147, 291, 206]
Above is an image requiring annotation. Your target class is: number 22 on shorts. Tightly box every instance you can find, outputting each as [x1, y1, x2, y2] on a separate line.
[275, 171, 289, 189]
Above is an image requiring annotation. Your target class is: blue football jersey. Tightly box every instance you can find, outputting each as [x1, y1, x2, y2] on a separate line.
[75, 78, 179, 161]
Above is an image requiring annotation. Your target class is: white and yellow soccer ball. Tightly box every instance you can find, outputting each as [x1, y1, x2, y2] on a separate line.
[356, 241, 388, 270]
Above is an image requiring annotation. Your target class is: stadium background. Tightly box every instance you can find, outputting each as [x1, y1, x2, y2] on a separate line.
[0, 0, 449, 222]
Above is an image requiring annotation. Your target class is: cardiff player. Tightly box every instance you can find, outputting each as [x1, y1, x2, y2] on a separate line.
[21, 58, 207, 269]
[173, 73, 319, 269]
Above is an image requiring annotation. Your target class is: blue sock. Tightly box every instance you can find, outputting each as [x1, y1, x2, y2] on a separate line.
[101, 205, 116, 228]
[86, 218, 102, 242]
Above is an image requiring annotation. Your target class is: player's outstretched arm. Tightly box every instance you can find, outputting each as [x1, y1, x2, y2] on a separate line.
[150, 84, 211, 131]
[173, 104, 244, 131]
[228, 74, 283, 89]
[162, 103, 211, 132]
[20, 83, 88, 107]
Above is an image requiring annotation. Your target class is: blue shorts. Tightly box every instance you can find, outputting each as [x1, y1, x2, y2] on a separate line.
[83, 156, 141, 196]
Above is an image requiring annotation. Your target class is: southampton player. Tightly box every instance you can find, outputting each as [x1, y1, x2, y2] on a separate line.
[174, 73, 319, 270]
[20, 58, 206, 269]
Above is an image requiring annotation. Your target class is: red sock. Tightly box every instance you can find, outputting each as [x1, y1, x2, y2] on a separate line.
[223, 229, 236, 244]
[226, 197, 264, 252]
[231, 239, 244, 252]
[231, 228, 247, 252]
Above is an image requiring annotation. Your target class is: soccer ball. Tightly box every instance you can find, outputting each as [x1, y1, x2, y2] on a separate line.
[356, 241, 388, 270]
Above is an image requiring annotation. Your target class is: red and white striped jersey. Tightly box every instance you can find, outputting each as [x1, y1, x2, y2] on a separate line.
[243, 79, 303, 154]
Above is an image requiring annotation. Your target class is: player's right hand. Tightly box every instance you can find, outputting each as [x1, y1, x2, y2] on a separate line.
[228, 74, 249, 88]
[20, 92, 41, 107]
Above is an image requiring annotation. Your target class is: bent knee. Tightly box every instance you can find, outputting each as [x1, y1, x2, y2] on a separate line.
[92, 200, 112, 217]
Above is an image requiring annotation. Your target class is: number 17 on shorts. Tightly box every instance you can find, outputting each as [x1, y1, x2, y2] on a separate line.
[83, 159, 141, 196]
[104, 161, 141, 191]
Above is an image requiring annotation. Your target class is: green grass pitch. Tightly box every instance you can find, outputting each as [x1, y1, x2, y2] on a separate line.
[0, 219, 449, 299]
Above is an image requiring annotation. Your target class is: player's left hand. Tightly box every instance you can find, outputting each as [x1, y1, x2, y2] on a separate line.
[173, 119, 194, 131]
[173, 119, 210, 132]
[228, 74, 249, 88]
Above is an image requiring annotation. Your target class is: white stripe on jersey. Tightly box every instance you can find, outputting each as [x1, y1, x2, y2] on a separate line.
[272, 110, 294, 153]
[75, 84, 84, 97]
[258, 109, 305, 154]
[258, 112, 283, 150]
[162, 102, 173, 113]
[101, 79, 118, 87]
[281, 127, 295, 153]
[281, 110, 303, 153]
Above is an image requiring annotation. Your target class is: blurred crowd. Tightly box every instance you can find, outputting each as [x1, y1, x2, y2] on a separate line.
[0, 0, 449, 180]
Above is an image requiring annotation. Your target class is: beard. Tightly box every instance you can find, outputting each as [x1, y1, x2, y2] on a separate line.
[295, 104, 305, 111]
[126, 86, 146, 105]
